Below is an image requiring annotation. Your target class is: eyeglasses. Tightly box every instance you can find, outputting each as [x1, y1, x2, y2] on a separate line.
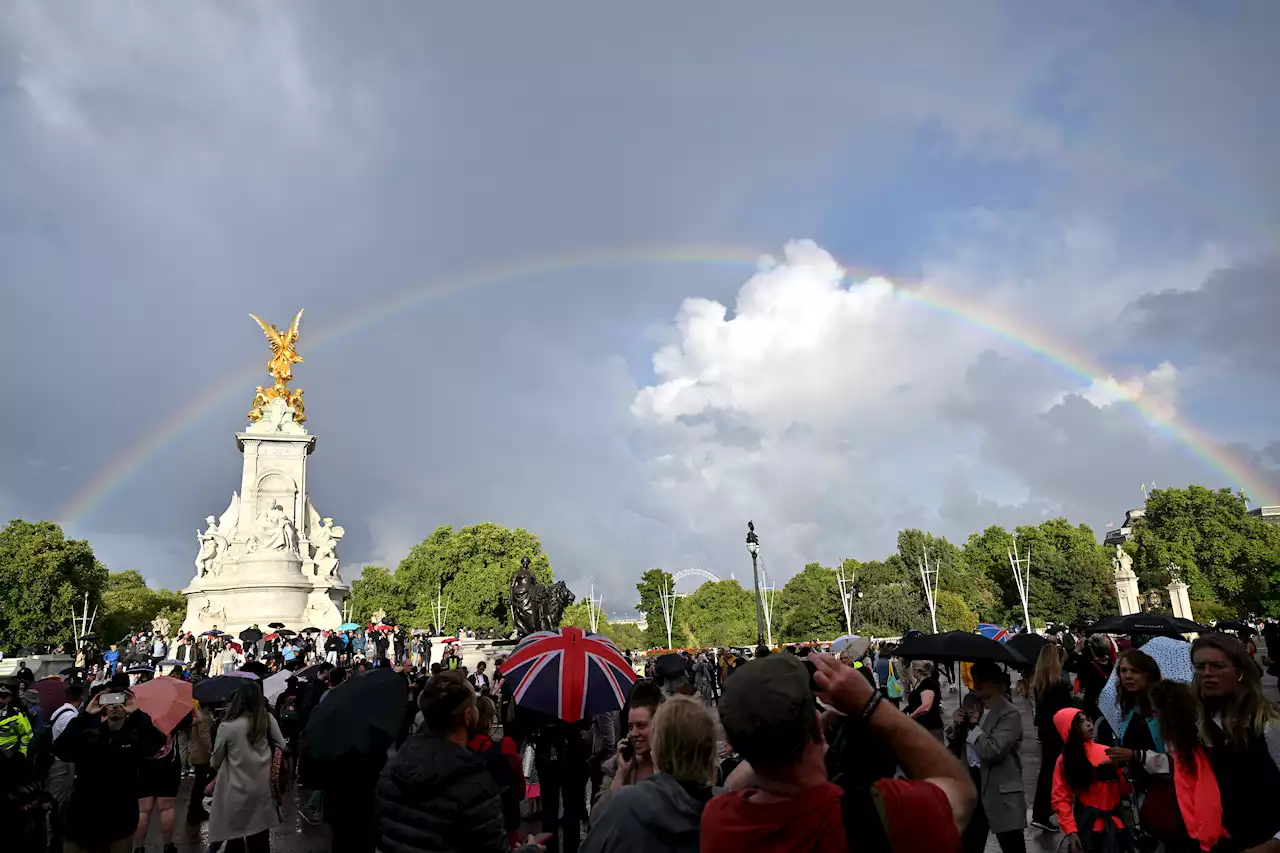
[1193, 661, 1233, 673]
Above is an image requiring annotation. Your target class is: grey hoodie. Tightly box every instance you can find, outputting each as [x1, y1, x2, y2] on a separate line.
[581, 772, 709, 853]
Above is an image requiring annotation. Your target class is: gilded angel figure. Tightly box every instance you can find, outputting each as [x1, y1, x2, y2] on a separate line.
[249, 309, 305, 383]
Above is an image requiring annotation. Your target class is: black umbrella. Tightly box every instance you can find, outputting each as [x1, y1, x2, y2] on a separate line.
[268, 622, 286, 629]
[1213, 620, 1256, 635]
[301, 667, 408, 764]
[300, 627, 322, 634]
[126, 665, 155, 675]
[193, 674, 261, 705]
[1006, 632, 1048, 664]
[895, 631, 1028, 666]
[239, 661, 270, 678]
[276, 629, 297, 637]
[239, 628, 264, 646]
[1088, 614, 1206, 636]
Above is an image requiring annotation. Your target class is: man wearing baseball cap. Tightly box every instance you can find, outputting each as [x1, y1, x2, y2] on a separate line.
[701, 653, 974, 852]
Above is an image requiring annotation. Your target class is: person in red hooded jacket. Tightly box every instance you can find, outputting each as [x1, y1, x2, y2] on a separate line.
[1051, 708, 1131, 853]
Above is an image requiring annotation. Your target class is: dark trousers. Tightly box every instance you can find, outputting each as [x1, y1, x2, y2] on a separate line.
[1031, 723, 1062, 824]
[536, 756, 588, 853]
[187, 764, 212, 821]
[962, 768, 1027, 853]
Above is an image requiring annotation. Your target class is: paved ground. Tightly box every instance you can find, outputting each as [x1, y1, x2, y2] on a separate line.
[147, 654, 1278, 852]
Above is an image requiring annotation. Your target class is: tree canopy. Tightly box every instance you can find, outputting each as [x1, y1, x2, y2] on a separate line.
[634, 568, 675, 648]
[0, 520, 108, 651]
[350, 523, 555, 634]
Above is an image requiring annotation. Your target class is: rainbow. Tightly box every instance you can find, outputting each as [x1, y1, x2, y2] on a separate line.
[58, 244, 1278, 526]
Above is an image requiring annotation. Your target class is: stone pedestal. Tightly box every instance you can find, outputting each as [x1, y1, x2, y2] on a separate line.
[1167, 581, 1193, 621]
[181, 397, 349, 635]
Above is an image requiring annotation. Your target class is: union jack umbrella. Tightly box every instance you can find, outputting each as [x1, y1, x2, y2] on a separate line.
[497, 627, 637, 724]
[976, 623, 1009, 643]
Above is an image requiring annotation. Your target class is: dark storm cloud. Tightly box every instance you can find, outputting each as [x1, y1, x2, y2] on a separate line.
[1, 1, 1278, 605]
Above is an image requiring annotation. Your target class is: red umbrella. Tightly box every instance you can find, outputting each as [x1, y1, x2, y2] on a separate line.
[131, 676, 195, 735]
[439, 637, 459, 644]
[374, 624, 394, 632]
[263, 632, 280, 641]
[32, 679, 67, 717]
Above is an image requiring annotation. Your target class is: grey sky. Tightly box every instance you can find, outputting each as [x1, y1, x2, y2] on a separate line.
[2, 2, 1277, 614]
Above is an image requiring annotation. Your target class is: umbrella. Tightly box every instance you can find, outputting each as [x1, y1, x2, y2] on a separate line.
[31, 679, 67, 717]
[158, 659, 186, 668]
[193, 674, 261, 705]
[226, 641, 243, 653]
[374, 625, 394, 633]
[268, 622, 286, 629]
[126, 665, 155, 675]
[239, 628, 264, 645]
[58, 667, 86, 677]
[439, 637, 459, 644]
[1089, 614, 1206, 636]
[895, 631, 1028, 666]
[199, 629, 225, 637]
[301, 667, 409, 764]
[976, 623, 1009, 643]
[263, 669, 295, 706]
[222, 670, 260, 680]
[80, 633, 98, 641]
[337, 623, 360, 631]
[263, 632, 280, 641]
[497, 627, 638, 724]
[830, 635, 870, 658]
[239, 661, 270, 678]
[1006, 633, 1048, 664]
[276, 629, 297, 637]
[411, 628, 432, 636]
[1098, 635, 1193, 734]
[132, 676, 194, 735]
[301, 627, 322, 634]
[1213, 621, 1256, 635]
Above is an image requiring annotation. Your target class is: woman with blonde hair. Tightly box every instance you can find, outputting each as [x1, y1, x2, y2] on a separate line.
[1030, 643, 1073, 832]
[904, 660, 944, 741]
[581, 695, 717, 853]
[1191, 633, 1280, 850]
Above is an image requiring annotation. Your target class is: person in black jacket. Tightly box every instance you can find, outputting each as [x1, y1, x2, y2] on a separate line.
[377, 672, 544, 853]
[53, 683, 166, 852]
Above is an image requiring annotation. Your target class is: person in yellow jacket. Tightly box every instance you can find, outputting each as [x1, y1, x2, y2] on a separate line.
[0, 684, 34, 755]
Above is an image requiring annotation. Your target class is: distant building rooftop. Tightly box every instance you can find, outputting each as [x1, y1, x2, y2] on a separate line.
[1248, 506, 1280, 525]
[1104, 507, 1145, 546]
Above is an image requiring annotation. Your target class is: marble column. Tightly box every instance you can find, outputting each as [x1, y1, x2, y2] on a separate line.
[1166, 580, 1193, 621]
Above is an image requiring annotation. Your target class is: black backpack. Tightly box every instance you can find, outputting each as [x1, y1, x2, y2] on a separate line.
[278, 692, 301, 725]
[28, 707, 76, 778]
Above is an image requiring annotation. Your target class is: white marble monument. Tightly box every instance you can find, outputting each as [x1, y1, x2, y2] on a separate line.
[180, 310, 348, 634]
[1112, 545, 1141, 616]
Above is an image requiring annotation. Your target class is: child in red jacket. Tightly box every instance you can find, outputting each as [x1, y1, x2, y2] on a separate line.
[1051, 708, 1131, 853]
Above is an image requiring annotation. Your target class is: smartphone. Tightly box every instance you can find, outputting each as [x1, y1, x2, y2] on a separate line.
[802, 659, 820, 693]
[619, 739, 635, 762]
[99, 692, 128, 707]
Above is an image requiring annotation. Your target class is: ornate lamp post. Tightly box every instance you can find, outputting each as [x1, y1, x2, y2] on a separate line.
[745, 521, 765, 648]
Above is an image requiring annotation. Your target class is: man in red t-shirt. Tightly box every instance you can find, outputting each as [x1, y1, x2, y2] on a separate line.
[701, 653, 974, 853]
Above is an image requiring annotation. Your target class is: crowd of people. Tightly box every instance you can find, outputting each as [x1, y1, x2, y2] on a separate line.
[0, 620, 1276, 853]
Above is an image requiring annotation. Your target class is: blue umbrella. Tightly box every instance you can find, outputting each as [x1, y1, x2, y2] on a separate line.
[497, 627, 637, 724]
[337, 622, 360, 631]
[1098, 635, 1193, 734]
[976, 623, 1009, 643]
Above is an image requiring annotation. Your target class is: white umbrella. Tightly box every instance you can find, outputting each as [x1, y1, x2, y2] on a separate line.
[1098, 635, 1193, 734]
[830, 635, 870, 659]
[262, 669, 293, 706]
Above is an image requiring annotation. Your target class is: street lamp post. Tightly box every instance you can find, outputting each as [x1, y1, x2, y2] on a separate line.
[745, 521, 765, 647]
[851, 583, 864, 633]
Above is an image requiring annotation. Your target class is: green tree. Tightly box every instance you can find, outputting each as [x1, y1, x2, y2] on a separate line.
[678, 580, 757, 649]
[558, 601, 597, 630]
[395, 523, 554, 633]
[777, 562, 845, 642]
[858, 583, 924, 637]
[347, 565, 405, 626]
[603, 622, 647, 652]
[99, 570, 187, 643]
[635, 568, 675, 648]
[0, 520, 108, 650]
[1133, 486, 1280, 614]
[898, 529, 999, 618]
[557, 602, 646, 651]
[934, 590, 978, 632]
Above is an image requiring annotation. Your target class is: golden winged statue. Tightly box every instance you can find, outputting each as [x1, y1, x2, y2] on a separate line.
[247, 309, 307, 424]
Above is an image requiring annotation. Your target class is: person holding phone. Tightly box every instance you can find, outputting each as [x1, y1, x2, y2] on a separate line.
[53, 680, 166, 853]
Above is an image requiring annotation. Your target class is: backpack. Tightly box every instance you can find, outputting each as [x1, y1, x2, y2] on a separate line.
[28, 707, 76, 778]
[278, 693, 301, 725]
